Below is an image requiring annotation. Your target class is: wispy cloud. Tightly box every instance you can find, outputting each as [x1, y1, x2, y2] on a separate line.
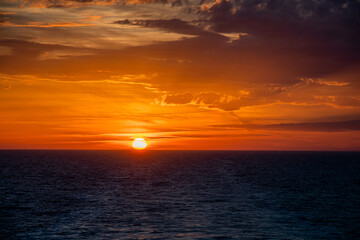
[155, 91, 251, 111]
[4, 0, 185, 8]
[213, 120, 360, 132]
[0, 21, 95, 27]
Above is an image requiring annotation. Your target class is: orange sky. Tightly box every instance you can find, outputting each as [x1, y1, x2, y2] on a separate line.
[0, 0, 359, 150]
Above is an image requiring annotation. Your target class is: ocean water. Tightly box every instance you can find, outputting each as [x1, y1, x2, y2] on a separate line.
[1, 150, 359, 240]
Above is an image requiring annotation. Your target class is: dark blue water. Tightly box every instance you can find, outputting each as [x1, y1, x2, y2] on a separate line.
[1, 151, 359, 239]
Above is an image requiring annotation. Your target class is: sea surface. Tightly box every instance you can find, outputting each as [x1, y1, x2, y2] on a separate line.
[1, 150, 359, 240]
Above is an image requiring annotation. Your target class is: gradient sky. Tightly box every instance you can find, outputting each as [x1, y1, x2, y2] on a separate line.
[0, 0, 359, 150]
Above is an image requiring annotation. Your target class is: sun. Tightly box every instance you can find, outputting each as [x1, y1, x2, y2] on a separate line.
[132, 138, 147, 150]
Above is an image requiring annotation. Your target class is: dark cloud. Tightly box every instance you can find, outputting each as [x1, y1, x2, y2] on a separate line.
[114, 18, 220, 37]
[0, 39, 94, 58]
[213, 119, 360, 132]
[107, 5, 360, 90]
[201, 0, 360, 66]
[202, 0, 359, 36]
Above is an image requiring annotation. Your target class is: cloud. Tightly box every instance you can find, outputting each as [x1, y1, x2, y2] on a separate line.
[201, 0, 359, 66]
[0, 12, 16, 15]
[0, 72, 159, 87]
[114, 18, 222, 37]
[4, 0, 185, 8]
[299, 78, 350, 87]
[156, 91, 255, 111]
[0, 39, 96, 59]
[201, 0, 359, 35]
[153, 74, 360, 111]
[38, 49, 95, 60]
[213, 120, 360, 132]
[0, 21, 95, 27]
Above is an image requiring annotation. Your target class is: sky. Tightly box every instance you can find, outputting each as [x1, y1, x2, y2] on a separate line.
[0, 0, 359, 150]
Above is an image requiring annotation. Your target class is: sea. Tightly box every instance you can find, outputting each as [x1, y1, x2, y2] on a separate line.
[1, 150, 359, 240]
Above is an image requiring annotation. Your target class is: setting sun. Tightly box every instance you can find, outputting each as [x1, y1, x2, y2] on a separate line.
[132, 138, 147, 150]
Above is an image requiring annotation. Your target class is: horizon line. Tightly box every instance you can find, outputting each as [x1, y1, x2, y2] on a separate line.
[0, 149, 359, 152]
